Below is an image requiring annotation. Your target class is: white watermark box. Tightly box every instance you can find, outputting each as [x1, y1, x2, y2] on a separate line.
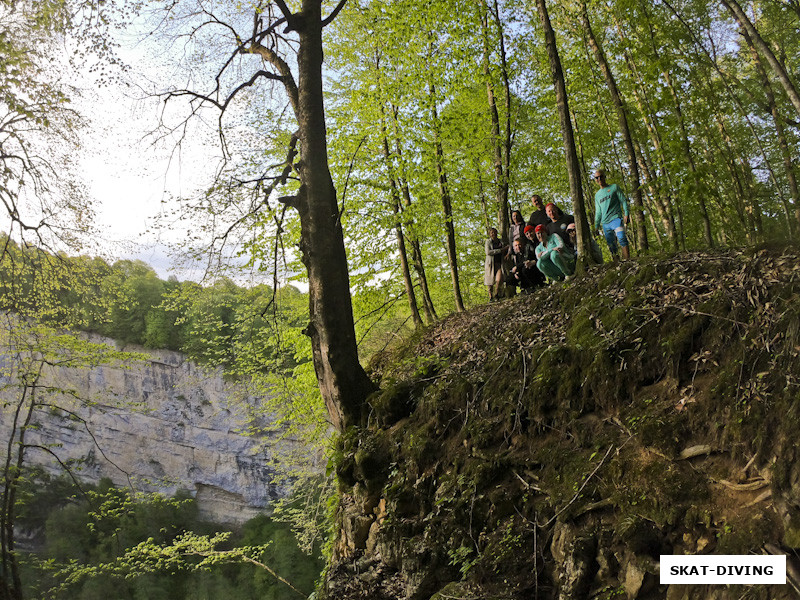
[660, 555, 785, 585]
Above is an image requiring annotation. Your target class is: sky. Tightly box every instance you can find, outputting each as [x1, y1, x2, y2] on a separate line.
[76, 34, 220, 281]
[68, 7, 300, 288]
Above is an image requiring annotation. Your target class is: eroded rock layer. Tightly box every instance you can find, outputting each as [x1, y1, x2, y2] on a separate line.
[1, 338, 295, 523]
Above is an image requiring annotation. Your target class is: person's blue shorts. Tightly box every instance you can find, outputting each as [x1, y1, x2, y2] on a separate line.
[602, 217, 628, 254]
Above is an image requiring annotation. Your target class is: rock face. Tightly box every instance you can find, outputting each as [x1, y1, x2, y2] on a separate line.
[0, 336, 302, 524]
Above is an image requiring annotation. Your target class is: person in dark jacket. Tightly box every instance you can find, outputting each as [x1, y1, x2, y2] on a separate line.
[527, 194, 549, 228]
[506, 238, 541, 293]
[545, 203, 575, 248]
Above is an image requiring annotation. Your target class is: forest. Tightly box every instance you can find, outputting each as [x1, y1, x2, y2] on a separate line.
[2, 0, 799, 597]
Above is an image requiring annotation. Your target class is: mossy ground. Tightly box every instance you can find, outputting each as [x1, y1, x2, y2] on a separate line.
[327, 246, 800, 600]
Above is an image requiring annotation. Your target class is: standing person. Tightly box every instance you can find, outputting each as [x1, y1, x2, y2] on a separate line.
[593, 168, 630, 261]
[527, 194, 549, 228]
[484, 228, 508, 302]
[509, 210, 528, 247]
[534, 225, 575, 281]
[545, 203, 575, 248]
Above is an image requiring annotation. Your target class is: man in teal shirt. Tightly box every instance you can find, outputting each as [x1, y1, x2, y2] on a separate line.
[593, 169, 630, 260]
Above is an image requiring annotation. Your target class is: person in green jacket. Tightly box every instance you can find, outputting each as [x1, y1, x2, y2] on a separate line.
[534, 225, 575, 281]
[593, 169, 630, 260]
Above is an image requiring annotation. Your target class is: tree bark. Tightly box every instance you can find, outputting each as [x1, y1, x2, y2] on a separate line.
[380, 127, 423, 328]
[535, 0, 594, 269]
[291, 0, 376, 430]
[720, 0, 800, 118]
[427, 80, 465, 312]
[611, 14, 682, 251]
[389, 105, 439, 323]
[638, 1, 713, 247]
[580, 2, 648, 251]
[744, 27, 800, 234]
[477, 0, 513, 242]
[375, 55, 423, 327]
[635, 139, 678, 250]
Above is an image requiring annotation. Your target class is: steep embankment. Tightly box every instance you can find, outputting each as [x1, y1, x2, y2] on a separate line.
[324, 245, 800, 600]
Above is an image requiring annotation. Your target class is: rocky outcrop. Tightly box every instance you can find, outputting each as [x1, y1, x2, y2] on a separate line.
[0, 336, 306, 523]
[322, 247, 800, 600]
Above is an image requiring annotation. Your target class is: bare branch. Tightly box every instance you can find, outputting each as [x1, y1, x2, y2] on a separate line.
[322, 0, 349, 27]
[247, 42, 299, 116]
[36, 403, 134, 490]
[272, 0, 300, 32]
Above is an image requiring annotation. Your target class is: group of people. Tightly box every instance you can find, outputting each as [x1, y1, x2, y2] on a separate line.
[484, 169, 631, 301]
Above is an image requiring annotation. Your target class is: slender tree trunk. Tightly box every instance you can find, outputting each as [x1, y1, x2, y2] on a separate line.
[665, 72, 713, 247]
[477, 0, 512, 242]
[610, 11, 683, 249]
[580, 2, 648, 251]
[708, 116, 750, 236]
[380, 129, 423, 327]
[637, 0, 713, 247]
[744, 27, 800, 234]
[375, 55, 423, 327]
[715, 112, 761, 241]
[427, 80, 465, 312]
[292, 0, 375, 430]
[2, 366, 41, 600]
[635, 139, 679, 250]
[476, 162, 493, 234]
[571, 109, 596, 223]
[535, 0, 594, 269]
[720, 0, 800, 117]
[390, 105, 438, 323]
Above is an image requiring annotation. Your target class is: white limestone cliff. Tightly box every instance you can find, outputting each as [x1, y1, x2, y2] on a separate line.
[0, 336, 309, 524]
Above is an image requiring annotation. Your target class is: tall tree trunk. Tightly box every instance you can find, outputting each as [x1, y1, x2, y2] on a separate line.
[720, 0, 800, 117]
[535, 0, 594, 269]
[380, 126, 423, 328]
[580, 2, 648, 251]
[390, 105, 439, 323]
[635, 139, 679, 250]
[608, 8, 684, 249]
[744, 27, 800, 234]
[714, 112, 761, 242]
[375, 55, 423, 327]
[638, 1, 713, 247]
[1, 369, 41, 600]
[477, 0, 512, 242]
[570, 108, 596, 223]
[292, 0, 375, 430]
[427, 80, 465, 312]
[476, 161, 493, 234]
[707, 115, 750, 236]
[664, 70, 713, 247]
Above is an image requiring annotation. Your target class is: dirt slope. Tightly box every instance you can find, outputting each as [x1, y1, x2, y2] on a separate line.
[323, 245, 800, 600]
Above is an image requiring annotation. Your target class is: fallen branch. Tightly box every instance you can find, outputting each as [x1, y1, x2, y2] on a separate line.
[742, 489, 772, 508]
[715, 478, 768, 492]
[678, 444, 713, 460]
[575, 497, 613, 518]
[545, 444, 614, 526]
